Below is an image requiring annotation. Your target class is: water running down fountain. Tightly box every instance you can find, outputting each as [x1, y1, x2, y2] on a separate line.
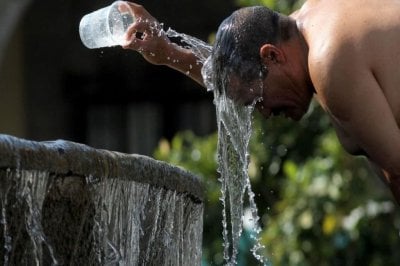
[0, 134, 203, 265]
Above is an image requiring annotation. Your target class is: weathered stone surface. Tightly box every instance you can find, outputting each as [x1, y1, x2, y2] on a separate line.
[0, 134, 203, 202]
[0, 134, 204, 265]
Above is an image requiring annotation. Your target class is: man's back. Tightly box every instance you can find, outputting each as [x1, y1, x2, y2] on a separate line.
[293, 0, 400, 202]
[300, 0, 400, 121]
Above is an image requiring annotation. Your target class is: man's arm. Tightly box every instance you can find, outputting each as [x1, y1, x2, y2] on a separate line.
[368, 159, 390, 185]
[121, 2, 207, 87]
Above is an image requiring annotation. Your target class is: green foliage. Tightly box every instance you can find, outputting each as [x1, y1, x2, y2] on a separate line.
[235, 0, 305, 14]
[260, 127, 400, 266]
[154, 103, 400, 265]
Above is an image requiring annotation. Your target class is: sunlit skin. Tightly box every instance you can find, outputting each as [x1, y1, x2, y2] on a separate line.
[123, 0, 400, 205]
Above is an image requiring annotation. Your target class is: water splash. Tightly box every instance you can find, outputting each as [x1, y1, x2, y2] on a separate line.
[1, 169, 59, 265]
[167, 28, 270, 264]
[1, 169, 13, 265]
[88, 177, 203, 265]
[213, 86, 268, 265]
[165, 27, 212, 64]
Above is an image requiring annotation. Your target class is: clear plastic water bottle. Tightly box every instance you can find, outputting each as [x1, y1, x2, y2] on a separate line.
[79, 1, 135, 49]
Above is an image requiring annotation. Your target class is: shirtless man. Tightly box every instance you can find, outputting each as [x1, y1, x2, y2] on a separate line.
[122, 0, 400, 205]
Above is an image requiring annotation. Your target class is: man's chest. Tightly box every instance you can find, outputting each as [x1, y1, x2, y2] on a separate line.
[329, 114, 367, 156]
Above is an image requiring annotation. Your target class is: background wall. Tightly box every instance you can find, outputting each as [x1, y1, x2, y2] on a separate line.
[0, 0, 237, 155]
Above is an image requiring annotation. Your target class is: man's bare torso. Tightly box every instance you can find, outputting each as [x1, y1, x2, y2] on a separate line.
[294, 0, 400, 155]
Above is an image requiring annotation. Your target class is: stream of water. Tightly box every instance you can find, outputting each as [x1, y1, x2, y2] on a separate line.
[165, 28, 270, 265]
[1, 169, 59, 265]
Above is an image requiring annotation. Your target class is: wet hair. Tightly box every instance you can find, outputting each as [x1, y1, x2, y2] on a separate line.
[209, 6, 292, 95]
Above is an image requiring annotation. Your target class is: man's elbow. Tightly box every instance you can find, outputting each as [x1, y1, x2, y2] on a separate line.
[384, 153, 400, 177]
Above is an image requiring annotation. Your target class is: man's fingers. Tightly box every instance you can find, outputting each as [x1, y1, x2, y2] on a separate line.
[122, 37, 144, 50]
[125, 2, 144, 12]
[124, 2, 147, 17]
[128, 19, 151, 34]
[125, 23, 138, 40]
[117, 2, 131, 13]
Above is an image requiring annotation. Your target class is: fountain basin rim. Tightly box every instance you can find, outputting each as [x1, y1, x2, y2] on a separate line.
[0, 134, 203, 202]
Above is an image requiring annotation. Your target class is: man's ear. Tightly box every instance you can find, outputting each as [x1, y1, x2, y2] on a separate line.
[260, 44, 286, 65]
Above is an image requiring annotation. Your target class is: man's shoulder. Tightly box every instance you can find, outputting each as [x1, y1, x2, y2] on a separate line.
[308, 37, 364, 116]
[308, 37, 357, 88]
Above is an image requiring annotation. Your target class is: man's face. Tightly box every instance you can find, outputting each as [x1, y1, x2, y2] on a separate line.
[228, 74, 311, 121]
[227, 75, 263, 106]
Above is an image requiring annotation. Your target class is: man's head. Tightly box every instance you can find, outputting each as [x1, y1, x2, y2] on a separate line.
[208, 6, 312, 121]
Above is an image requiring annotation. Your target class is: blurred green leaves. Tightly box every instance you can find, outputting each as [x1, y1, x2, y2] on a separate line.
[154, 105, 400, 265]
[235, 0, 305, 14]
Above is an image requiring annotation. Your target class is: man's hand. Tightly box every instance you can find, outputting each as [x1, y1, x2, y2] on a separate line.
[121, 2, 173, 66]
[120, 2, 207, 86]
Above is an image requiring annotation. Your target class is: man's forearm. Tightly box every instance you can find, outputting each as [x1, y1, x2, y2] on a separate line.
[369, 160, 400, 205]
[163, 43, 207, 87]
[368, 160, 390, 185]
[122, 2, 210, 87]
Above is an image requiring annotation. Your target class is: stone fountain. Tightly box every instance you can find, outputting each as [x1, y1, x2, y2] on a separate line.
[0, 134, 203, 265]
